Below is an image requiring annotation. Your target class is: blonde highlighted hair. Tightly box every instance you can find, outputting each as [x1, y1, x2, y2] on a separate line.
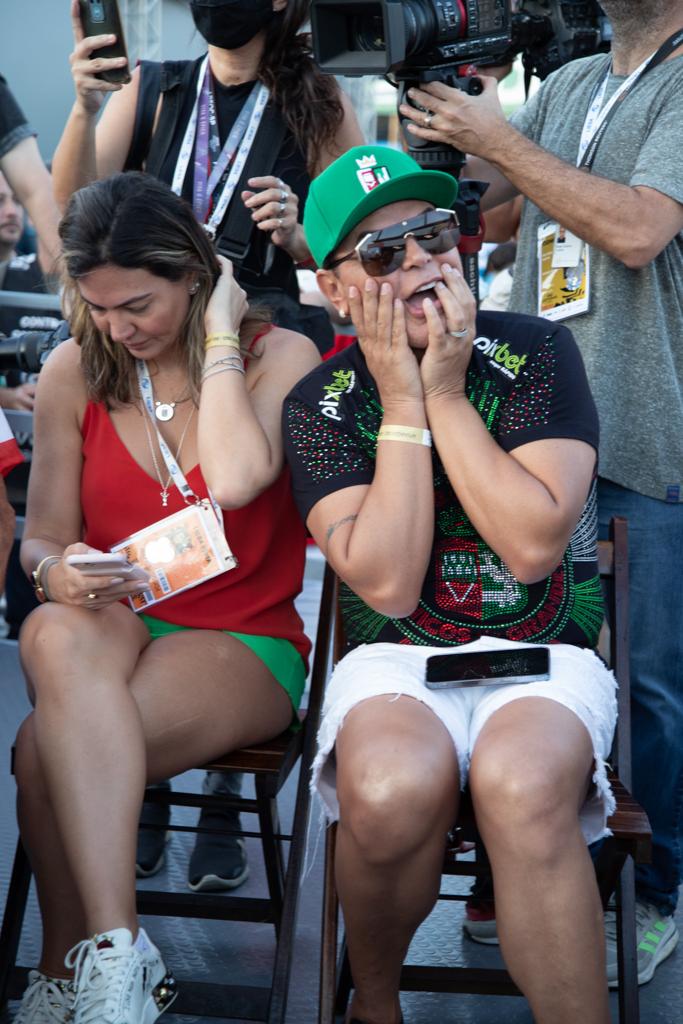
[59, 172, 270, 406]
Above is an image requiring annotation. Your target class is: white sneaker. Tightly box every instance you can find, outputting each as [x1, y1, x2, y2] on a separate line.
[13, 969, 75, 1023]
[605, 900, 679, 987]
[66, 927, 177, 1024]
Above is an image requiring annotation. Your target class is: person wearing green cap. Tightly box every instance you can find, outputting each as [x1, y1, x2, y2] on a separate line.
[283, 145, 617, 1024]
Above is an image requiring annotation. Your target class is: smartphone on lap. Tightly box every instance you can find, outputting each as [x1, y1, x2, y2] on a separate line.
[78, 0, 131, 84]
[425, 647, 550, 689]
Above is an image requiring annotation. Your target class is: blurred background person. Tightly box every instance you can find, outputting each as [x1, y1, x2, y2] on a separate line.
[0, 75, 60, 280]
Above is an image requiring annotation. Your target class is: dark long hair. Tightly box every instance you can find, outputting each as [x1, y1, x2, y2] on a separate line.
[258, 1, 345, 172]
[59, 172, 268, 406]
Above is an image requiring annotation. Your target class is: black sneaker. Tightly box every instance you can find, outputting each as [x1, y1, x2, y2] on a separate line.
[136, 783, 171, 879]
[188, 806, 250, 892]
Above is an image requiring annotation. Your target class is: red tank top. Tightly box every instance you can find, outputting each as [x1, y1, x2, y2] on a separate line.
[80, 401, 310, 665]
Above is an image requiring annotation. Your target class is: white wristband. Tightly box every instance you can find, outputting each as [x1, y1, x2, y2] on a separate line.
[377, 425, 432, 447]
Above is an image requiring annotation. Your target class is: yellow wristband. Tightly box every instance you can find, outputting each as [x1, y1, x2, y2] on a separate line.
[377, 425, 432, 447]
[205, 332, 241, 351]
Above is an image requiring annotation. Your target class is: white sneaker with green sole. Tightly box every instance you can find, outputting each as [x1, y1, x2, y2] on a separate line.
[605, 900, 679, 988]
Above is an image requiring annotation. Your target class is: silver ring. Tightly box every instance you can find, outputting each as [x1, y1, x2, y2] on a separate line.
[279, 189, 288, 203]
[423, 112, 434, 128]
[277, 217, 283, 228]
[87, 592, 97, 601]
[279, 200, 286, 215]
[448, 327, 469, 337]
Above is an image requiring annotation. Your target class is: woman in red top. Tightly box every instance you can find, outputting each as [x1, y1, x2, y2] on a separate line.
[14, 172, 318, 1024]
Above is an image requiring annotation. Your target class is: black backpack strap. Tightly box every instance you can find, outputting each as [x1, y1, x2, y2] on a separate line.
[215, 102, 288, 268]
[124, 60, 161, 171]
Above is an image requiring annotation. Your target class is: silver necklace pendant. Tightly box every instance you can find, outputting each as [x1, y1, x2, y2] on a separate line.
[155, 401, 176, 422]
[161, 490, 169, 507]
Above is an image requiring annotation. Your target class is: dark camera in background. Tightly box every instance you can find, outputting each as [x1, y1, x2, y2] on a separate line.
[0, 321, 71, 375]
[311, 0, 610, 81]
[311, 0, 610, 172]
[311, 0, 511, 78]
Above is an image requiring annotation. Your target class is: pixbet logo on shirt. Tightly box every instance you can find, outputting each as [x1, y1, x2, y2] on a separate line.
[474, 335, 528, 379]
[319, 368, 356, 421]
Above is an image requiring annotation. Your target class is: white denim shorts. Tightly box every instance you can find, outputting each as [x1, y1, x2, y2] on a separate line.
[312, 636, 618, 846]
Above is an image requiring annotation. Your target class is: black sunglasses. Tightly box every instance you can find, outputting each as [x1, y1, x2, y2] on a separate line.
[325, 208, 461, 277]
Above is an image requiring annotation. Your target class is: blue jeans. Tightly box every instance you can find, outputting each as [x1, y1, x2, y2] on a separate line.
[598, 479, 683, 916]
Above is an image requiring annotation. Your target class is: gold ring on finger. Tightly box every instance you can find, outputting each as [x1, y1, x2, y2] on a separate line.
[88, 592, 97, 600]
[423, 112, 434, 128]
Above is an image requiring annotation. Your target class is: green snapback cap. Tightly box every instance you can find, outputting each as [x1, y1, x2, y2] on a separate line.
[304, 144, 458, 268]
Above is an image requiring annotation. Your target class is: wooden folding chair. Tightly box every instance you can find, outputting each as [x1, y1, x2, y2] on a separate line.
[319, 516, 651, 1024]
[0, 562, 336, 1024]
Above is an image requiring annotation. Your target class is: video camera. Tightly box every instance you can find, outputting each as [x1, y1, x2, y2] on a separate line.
[311, 0, 610, 170]
[0, 320, 71, 374]
[311, 0, 609, 81]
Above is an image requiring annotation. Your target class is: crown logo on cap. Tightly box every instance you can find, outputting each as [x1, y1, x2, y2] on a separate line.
[355, 155, 378, 169]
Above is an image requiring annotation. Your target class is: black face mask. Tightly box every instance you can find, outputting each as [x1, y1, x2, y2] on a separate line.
[190, 0, 276, 51]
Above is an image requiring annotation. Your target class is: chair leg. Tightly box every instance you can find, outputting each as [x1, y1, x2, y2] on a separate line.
[319, 823, 339, 1024]
[616, 857, 640, 1024]
[0, 838, 32, 1009]
[335, 941, 353, 1021]
[256, 776, 286, 937]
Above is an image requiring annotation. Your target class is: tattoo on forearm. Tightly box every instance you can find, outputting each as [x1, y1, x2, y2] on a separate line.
[325, 514, 358, 548]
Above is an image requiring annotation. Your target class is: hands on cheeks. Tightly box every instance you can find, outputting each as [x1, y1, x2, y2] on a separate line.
[398, 75, 507, 161]
[49, 543, 149, 610]
[241, 175, 300, 251]
[420, 263, 477, 401]
[347, 264, 476, 409]
[348, 278, 424, 407]
[204, 254, 249, 335]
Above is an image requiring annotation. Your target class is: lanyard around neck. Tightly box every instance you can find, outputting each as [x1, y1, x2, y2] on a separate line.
[136, 359, 223, 522]
[171, 56, 269, 238]
[578, 27, 683, 170]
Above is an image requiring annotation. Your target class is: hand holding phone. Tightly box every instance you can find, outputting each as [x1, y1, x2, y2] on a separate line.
[75, 0, 131, 89]
[66, 552, 149, 582]
[425, 646, 550, 690]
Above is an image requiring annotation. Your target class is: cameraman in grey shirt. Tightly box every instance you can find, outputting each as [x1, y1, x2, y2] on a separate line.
[398, 0, 683, 989]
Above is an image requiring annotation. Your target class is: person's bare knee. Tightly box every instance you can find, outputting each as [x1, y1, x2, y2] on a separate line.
[19, 602, 147, 703]
[473, 757, 582, 861]
[336, 697, 459, 867]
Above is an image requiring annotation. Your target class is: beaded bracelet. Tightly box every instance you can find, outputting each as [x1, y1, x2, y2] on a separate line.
[377, 425, 432, 447]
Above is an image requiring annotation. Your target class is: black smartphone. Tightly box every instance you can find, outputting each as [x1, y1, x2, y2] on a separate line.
[79, 0, 131, 84]
[425, 647, 550, 689]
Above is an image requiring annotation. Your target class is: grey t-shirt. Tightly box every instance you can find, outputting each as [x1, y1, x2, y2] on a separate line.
[508, 52, 683, 502]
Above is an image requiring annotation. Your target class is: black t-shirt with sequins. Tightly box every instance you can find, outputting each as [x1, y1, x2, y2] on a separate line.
[283, 310, 603, 651]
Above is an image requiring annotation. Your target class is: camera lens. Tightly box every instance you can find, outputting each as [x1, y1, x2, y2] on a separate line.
[348, 12, 385, 52]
